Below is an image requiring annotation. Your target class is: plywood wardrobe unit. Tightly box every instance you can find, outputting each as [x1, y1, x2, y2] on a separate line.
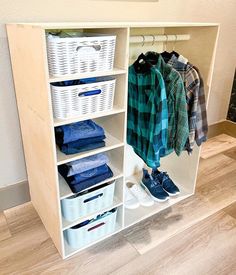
[7, 22, 219, 259]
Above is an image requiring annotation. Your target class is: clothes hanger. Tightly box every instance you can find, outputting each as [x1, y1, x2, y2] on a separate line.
[133, 35, 152, 73]
[150, 34, 156, 46]
[145, 34, 160, 65]
[170, 34, 179, 58]
[161, 35, 169, 54]
[160, 34, 173, 61]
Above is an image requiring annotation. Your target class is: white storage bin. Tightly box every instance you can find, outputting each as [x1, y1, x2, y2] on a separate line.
[51, 77, 116, 119]
[65, 208, 117, 249]
[61, 181, 115, 222]
[46, 32, 116, 76]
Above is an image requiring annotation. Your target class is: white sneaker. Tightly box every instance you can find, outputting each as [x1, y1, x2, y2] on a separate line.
[124, 185, 140, 210]
[128, 182, 154, 207]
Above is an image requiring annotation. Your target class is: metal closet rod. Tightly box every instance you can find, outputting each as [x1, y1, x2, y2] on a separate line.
[129, 34, 190, 44]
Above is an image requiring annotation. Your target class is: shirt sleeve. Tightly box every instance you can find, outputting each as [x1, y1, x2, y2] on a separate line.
[193, 67, 208, 146]
[174, 78, 190, 155]
[185, 66, 200, 152]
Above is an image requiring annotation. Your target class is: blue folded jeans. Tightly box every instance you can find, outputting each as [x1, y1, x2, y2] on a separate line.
[65, 153, 109, 176]
[59, 166, 114, 193]
[60, 141, 105, 155]
[55, 120, 105, 145]
[59, 135, 105, 153]
[59, 164, 109, 183]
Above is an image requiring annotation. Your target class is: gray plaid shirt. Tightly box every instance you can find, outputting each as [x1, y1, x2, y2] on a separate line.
[193, 65, 208, 146]
[167, 55, 206, 152]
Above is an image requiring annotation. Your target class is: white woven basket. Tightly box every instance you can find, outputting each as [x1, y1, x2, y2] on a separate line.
[65, 208, 117, 249]
[51, 77, 116, 119]
[61, 181, 115, 222]
[46, 33, 116, 76]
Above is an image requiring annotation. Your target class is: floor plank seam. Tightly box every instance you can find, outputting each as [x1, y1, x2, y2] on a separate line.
[122, 233, 143, 256]
[122, 192, 236, 256]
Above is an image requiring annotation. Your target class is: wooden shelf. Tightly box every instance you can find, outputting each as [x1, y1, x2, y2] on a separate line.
[12, 22, 219, 29]
[56, 132, 124, 165]
[59, 167, 123, 199]
[49, 68, 127, 83]
[62, 197, 123, 230]
[124, 184, 192, 228]
[54, 107, 126, 127]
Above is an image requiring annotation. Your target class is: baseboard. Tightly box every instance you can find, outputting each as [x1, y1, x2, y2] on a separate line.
[208, 120, 236, 138]
[223, 120, 236, 137]
[0, 180, 30, 211]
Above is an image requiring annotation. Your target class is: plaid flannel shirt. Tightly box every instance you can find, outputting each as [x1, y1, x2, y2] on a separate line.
[146, 53, 189, 156]
[127, 65, 168, 168]
[167, 55, 200, 153]
[192, 65, 208, 145]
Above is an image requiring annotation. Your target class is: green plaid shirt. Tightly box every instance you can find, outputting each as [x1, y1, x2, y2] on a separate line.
[167, 55, 200, 153]
[127, 65, 168, 168]
[146, 53, 189, 156]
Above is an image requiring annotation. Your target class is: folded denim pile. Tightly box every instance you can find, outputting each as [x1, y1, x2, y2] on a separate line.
[55, 120, 106, 155]
[58, 153, 113, 193]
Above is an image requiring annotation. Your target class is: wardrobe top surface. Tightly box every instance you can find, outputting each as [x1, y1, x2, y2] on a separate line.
[7, 22, 219, 29]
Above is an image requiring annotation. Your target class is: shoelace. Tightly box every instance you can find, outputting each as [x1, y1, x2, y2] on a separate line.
[159, 172, 173, 188]
[150, 179, 162, 188]
[152, 173, 162, 182]
[152, 172, 171, 187]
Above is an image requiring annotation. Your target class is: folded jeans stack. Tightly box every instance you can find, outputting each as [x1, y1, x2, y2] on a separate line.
[55, 120, 106, 155]
[58, 153, 113, 193]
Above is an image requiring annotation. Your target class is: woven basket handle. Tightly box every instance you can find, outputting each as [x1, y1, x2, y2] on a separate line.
[76, 45, 101, 52]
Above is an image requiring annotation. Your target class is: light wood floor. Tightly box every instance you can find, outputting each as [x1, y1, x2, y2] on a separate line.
[1, 134, 236, 275]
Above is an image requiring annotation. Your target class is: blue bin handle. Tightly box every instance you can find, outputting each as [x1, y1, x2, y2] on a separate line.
[78, 89, 102, 97]
[88, 222, 105, 232]
[83, 193, 103, 203]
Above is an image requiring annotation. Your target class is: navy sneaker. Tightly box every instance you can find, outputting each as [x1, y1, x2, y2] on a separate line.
[152, 169, 180, 196]
[141, 169, 169, 202]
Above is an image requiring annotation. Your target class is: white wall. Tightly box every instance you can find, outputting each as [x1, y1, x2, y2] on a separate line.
[0, 0, 236, 187]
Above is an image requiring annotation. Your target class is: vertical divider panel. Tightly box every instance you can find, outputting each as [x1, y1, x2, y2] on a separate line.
[121, 27, 130, 227]
[6, 24, 64, 257]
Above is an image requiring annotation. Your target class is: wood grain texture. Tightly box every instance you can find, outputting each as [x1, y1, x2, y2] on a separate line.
[113, 212, 236, 275]
[4, 202, 41, 235]
[196, 169, 236, 211]
[0, 213, 11, 242]
[9, 22, 219, 29]
[7, 24, 63, 255]
[0, 223, 58, 275]
[1, 204, 138, 275]
[123, 194, 213, 255]
[41, 234, 138, 275]
[197, 153, 236, 187]
[201, 134, 236, 159]
[223, 146, 236, 160]
[223, 202, 236, 220]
